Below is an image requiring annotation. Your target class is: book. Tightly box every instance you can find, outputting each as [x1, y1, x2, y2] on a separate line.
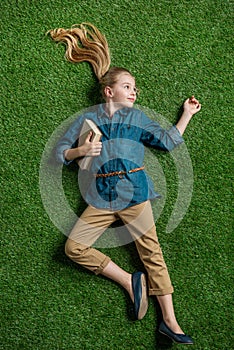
[77, 119, 102, 170]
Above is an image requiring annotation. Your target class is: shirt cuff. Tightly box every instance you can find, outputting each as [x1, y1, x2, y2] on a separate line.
[168, 125, 184, 145]
[56, 146, 73, 165]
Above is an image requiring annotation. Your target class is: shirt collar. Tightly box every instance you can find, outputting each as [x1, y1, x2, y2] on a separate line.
[97, 103, 131, 119]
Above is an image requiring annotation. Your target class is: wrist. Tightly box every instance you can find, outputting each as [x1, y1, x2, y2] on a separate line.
[77, 145, 85, 157]
[182, 110, 193, 120]
[64, 146, 84, 161]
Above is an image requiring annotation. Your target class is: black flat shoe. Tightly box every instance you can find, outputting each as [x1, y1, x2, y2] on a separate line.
[159, 321, 194, 345]
[132, 272, 148, 320]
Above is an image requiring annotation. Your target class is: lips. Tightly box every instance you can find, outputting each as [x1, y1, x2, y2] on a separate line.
[128, 98, 135, 103]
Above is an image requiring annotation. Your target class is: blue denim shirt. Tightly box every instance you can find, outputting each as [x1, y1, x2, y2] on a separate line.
[57, 104, 184, 210]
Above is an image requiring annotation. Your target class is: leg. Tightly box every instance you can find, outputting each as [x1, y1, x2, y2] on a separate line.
[157, 294, 194, 344]
[119, 201, 185, 333]
[118, 201, 173, 295]
[66, 205, 132, 299]
[101, 260, 148, 320]
[101, 260, 133, 301]
[65, 205, 116, 273]
[157, 294, 183, 334]
[65, 205, 147, 319]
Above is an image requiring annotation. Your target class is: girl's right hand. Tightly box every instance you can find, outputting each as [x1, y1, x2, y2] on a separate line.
[80, 131, 102, 157]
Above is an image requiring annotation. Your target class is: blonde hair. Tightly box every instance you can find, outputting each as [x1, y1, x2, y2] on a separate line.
[48, 23, 134, 98]
[48, 22, 110, 81]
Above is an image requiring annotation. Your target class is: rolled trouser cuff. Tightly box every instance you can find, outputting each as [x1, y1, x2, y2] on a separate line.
[95, 256, 112, 275]
[148, 286, 174, 296]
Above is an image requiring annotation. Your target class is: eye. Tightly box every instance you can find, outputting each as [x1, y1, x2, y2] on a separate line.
[135, 87, 140, 95]
[123, 85, 139, 94]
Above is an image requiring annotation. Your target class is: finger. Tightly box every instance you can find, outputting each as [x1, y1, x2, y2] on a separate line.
[190, 98, 199, 105]
[92, 145, 102, 149]
[91, 144, 102, 152]
[183, 98, 190, 107]
[85, 131, 93, 142]
[91, 149, 101, 156]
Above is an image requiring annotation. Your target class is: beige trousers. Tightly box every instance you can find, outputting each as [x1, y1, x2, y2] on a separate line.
[65, 200, 174, 296]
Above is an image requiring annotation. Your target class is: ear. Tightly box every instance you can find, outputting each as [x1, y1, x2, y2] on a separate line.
[104, 86, 113, 98]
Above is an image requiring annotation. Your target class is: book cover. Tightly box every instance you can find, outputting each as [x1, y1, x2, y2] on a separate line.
[77, 119, 102, 170]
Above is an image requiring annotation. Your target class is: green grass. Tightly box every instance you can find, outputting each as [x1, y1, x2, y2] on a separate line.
[1, 0, 233, 349]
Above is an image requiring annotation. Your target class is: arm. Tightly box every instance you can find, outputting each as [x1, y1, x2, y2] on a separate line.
[64, 131, 102, 162]
[140, 112, 184, 152]
[140, 96, 201, 151]
[176, 96, 201, 136]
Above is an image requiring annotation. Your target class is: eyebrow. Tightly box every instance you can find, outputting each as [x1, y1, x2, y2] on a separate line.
[122, 82, 136, 86]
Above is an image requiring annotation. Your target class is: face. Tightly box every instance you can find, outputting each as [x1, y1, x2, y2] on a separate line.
[105, 73, 137, 108]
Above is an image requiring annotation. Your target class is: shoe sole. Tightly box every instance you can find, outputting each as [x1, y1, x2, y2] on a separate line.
[159, 330, 194, 345]
[137, 273, 148, 320]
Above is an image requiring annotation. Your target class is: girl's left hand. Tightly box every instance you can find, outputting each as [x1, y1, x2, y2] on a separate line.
[183, 96, 201, 116]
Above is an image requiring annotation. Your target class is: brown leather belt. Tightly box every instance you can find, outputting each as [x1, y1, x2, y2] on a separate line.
[95, 166, 145, 178]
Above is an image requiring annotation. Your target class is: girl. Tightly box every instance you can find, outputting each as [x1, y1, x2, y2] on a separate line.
[49, 23, 201, 345]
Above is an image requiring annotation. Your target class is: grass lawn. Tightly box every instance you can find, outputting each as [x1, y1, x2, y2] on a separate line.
[1, 0, 233, 349]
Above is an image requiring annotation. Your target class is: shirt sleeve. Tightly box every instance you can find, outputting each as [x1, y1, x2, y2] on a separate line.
[56, 116, 84, 165]
[140, 112, 184, 151]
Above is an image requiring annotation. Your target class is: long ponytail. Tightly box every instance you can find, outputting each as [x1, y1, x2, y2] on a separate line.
[48, 23, 111, 81]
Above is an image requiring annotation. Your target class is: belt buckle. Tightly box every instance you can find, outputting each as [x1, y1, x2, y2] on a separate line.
[118, 171, 124, 179]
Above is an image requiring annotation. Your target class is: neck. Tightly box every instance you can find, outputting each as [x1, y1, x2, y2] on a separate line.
[104, 101, 125, 117]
